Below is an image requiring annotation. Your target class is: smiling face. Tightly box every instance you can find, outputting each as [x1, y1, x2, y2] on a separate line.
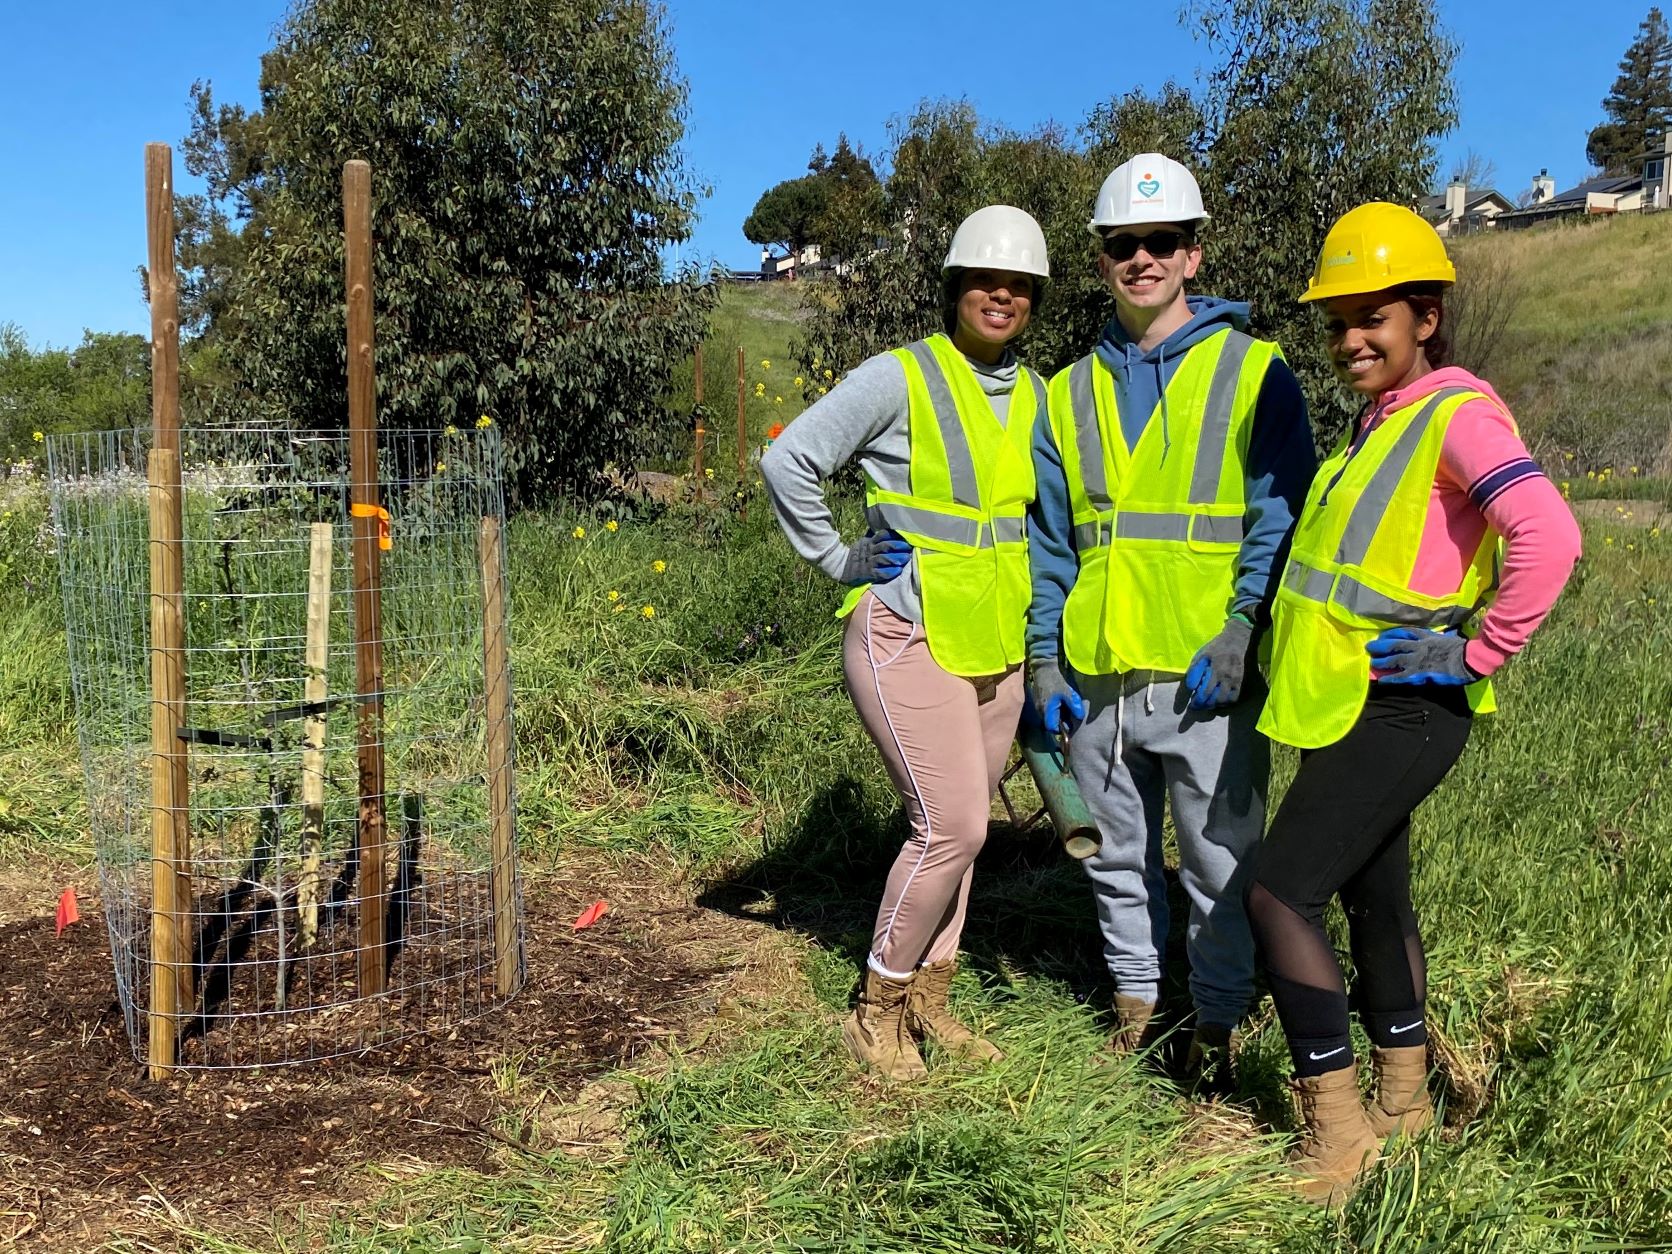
[1319, 289, 1440, 396]
[1097, 222, 1201, 318]
[951, 267, 1034, 362]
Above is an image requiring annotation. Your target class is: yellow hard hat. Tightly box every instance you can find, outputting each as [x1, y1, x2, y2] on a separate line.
[1298, 201, 1456, 304]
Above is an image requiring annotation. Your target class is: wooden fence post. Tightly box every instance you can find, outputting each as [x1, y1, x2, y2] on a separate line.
[145, 143, 190, 1078]
[344, 159, 388, 997]
[479, 516, 520, 997]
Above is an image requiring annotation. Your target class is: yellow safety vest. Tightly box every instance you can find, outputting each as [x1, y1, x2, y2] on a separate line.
[838, 334, 1044, 678]
[1049, 329, 1279, 676]
[1258, 386, 1501, 750]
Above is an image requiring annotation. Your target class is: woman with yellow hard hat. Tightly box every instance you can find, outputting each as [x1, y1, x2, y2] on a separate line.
[1245, 202, 1581, 1204]
[761, 206, 1050, 1080]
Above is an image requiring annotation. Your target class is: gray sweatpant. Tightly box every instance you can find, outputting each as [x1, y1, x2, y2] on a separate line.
[1068, 669, 1268, 1027]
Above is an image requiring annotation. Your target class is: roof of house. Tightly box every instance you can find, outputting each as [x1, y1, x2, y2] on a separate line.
[1416, 188, 1514, 220]
[1543, 174, 1643, 206]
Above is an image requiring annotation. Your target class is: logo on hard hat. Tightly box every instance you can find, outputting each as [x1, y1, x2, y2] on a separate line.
[1323, 250, 1356, 270]
[1135, 174, 1162, 200]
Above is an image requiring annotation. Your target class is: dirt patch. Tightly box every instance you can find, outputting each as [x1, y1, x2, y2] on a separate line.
[1571, 497, 1667, 529]
[0, 861, 775, 1249]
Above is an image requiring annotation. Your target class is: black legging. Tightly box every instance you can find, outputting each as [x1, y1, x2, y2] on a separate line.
[1249, 685, 1472, 1076]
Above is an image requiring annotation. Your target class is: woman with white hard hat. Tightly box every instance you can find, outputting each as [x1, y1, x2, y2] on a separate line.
[1247, 202, 1581, 1204]
[762, 205, 1050, 1079]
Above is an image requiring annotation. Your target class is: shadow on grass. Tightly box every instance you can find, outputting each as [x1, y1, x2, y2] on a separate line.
[696, 775, 1204, 1011]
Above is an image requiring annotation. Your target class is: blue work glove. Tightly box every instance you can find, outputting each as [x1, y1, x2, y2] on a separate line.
[1365, 628, 1482, 685]
[1029, 658, 1086, 735]
[838, 529, 913, 586]
[1185, 615, 1256, 709]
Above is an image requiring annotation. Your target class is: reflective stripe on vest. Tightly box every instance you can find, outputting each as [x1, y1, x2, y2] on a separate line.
[1054, 329, 1275, 676]
[1258, 386, 1502, 750]
[841, 335, 1042, 677]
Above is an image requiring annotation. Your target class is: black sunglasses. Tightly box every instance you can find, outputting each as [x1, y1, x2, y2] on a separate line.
[1102, 230, 1194, 262]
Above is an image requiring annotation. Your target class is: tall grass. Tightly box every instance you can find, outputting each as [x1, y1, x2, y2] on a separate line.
[1452, 212, 1672, 474]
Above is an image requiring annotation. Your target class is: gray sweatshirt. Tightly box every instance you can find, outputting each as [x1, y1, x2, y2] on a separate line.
[760, 343, 1021, 623]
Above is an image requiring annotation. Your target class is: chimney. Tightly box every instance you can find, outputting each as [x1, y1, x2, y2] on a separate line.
[1444, 178, 1467, 222]
[1532, 169, 1555, 204]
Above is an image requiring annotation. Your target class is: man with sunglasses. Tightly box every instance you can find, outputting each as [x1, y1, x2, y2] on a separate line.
[1025, 153, 1316, 1091]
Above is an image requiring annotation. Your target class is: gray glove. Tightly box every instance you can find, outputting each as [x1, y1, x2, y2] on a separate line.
[1185, 616, 1256, 709]
[1029, 658, 1086, 734]
[1365, 628, 1482, 686]
[837, 529, 913, 586]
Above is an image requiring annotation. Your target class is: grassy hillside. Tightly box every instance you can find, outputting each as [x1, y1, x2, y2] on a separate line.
[1453, 211, 1672, 476]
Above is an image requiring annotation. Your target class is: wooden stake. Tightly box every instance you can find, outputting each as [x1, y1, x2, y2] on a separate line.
[480, 515, 519, 997]
[146, 448, 187, 1078]
[735, 346, 747, 481]
[296, 522, 333, 953]
[344, 159, 388, 997]
[692, 343, 705, 502]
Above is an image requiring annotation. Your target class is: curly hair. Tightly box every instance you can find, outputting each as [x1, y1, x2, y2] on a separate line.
[1399, 281, 1450, 368]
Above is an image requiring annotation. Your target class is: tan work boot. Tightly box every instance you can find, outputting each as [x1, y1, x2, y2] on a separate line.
[1365, 1044, 1434, 1140]
[907, 958, 1002, 1063]
[1101, 994, 1159, 1057]
[1183, 1022, 1240, 1096]
[1286, 1066, 1381, 1206]
[842, 967, 927, 1080]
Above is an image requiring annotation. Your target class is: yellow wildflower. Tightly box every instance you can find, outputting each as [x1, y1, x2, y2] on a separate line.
[477, 415, 493, 429]
[1630, 466, 1640, 475]
[794, 376, 804, 387]
[652, 560, 667, 574]
[1653, 528, 1662, 537]
[760, 359, 771, 369]
[704, 468, 714, 479]
[641, 605, 656, 619]
[823, 369, 833, 381]
[435, 461, 447, 473]
[607, 589, 621, 602]
[812, 357, 822, 369]
[572, 526, 586, 539]
[605, 519, 619, 533]
[1605, 536, 1615, 546]
[818, 386, 828, 395]
[612, 602, 626, 613]
[31, 431, 43, 442]
[444, 424, 458, 436]
[774, 395, 783, 404]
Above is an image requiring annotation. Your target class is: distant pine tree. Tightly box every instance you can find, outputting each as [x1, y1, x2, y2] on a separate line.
[1587, 7, 1672, 174]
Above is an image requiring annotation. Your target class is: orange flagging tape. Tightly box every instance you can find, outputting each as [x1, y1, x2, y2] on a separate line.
[351, 501, 392, 550]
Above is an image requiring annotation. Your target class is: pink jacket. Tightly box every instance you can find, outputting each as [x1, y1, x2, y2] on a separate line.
[1354, 367, 1582, 677]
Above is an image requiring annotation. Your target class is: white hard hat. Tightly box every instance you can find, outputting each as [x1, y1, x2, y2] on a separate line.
[1087, 153, 1209, 234]
[943, 205, 1050, 279]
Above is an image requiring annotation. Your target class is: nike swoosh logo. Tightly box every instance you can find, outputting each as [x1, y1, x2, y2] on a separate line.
[1307, 1046, 1347, 1061]
[1389, 1021, 1423, 1035]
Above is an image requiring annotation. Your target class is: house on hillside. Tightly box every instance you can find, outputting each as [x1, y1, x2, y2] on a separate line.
[1417, 180, 1515, 235]
[1494, 171, 1647, 229]
[759, 243, 823, 280]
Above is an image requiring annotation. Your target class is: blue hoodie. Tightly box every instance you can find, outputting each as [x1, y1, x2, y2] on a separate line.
[1025, 294, 1316, 665]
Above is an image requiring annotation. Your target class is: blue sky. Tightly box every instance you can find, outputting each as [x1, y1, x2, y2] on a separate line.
[0, 1, 1643, 348]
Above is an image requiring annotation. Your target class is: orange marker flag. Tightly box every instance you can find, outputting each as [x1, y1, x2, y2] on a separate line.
[573, 899, 609, 931]
[55, 888, 80, 936]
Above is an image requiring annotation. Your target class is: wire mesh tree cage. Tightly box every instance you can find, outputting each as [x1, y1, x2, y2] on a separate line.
[48, 424, 525, 1068]
[44, 148, 523, 1073]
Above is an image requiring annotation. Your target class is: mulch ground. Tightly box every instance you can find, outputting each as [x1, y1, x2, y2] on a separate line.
[0, 862, 771, 1248]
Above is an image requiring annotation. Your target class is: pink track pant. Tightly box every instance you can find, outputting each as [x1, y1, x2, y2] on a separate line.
[843, 592, 1024, 976]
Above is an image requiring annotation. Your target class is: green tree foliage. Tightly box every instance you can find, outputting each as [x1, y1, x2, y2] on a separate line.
[1587, 7, 1672, 174]
[742, 175, 829, 262]
[744, 134, 882, 266]
[180, 0, 715, 504]
[0, 324, 150, 458]
[799, 0, 1456, 445]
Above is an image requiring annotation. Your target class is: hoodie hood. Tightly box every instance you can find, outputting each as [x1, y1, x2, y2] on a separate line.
[1362, 365, 1512, 433]
[1092, 294, 1252, 455]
